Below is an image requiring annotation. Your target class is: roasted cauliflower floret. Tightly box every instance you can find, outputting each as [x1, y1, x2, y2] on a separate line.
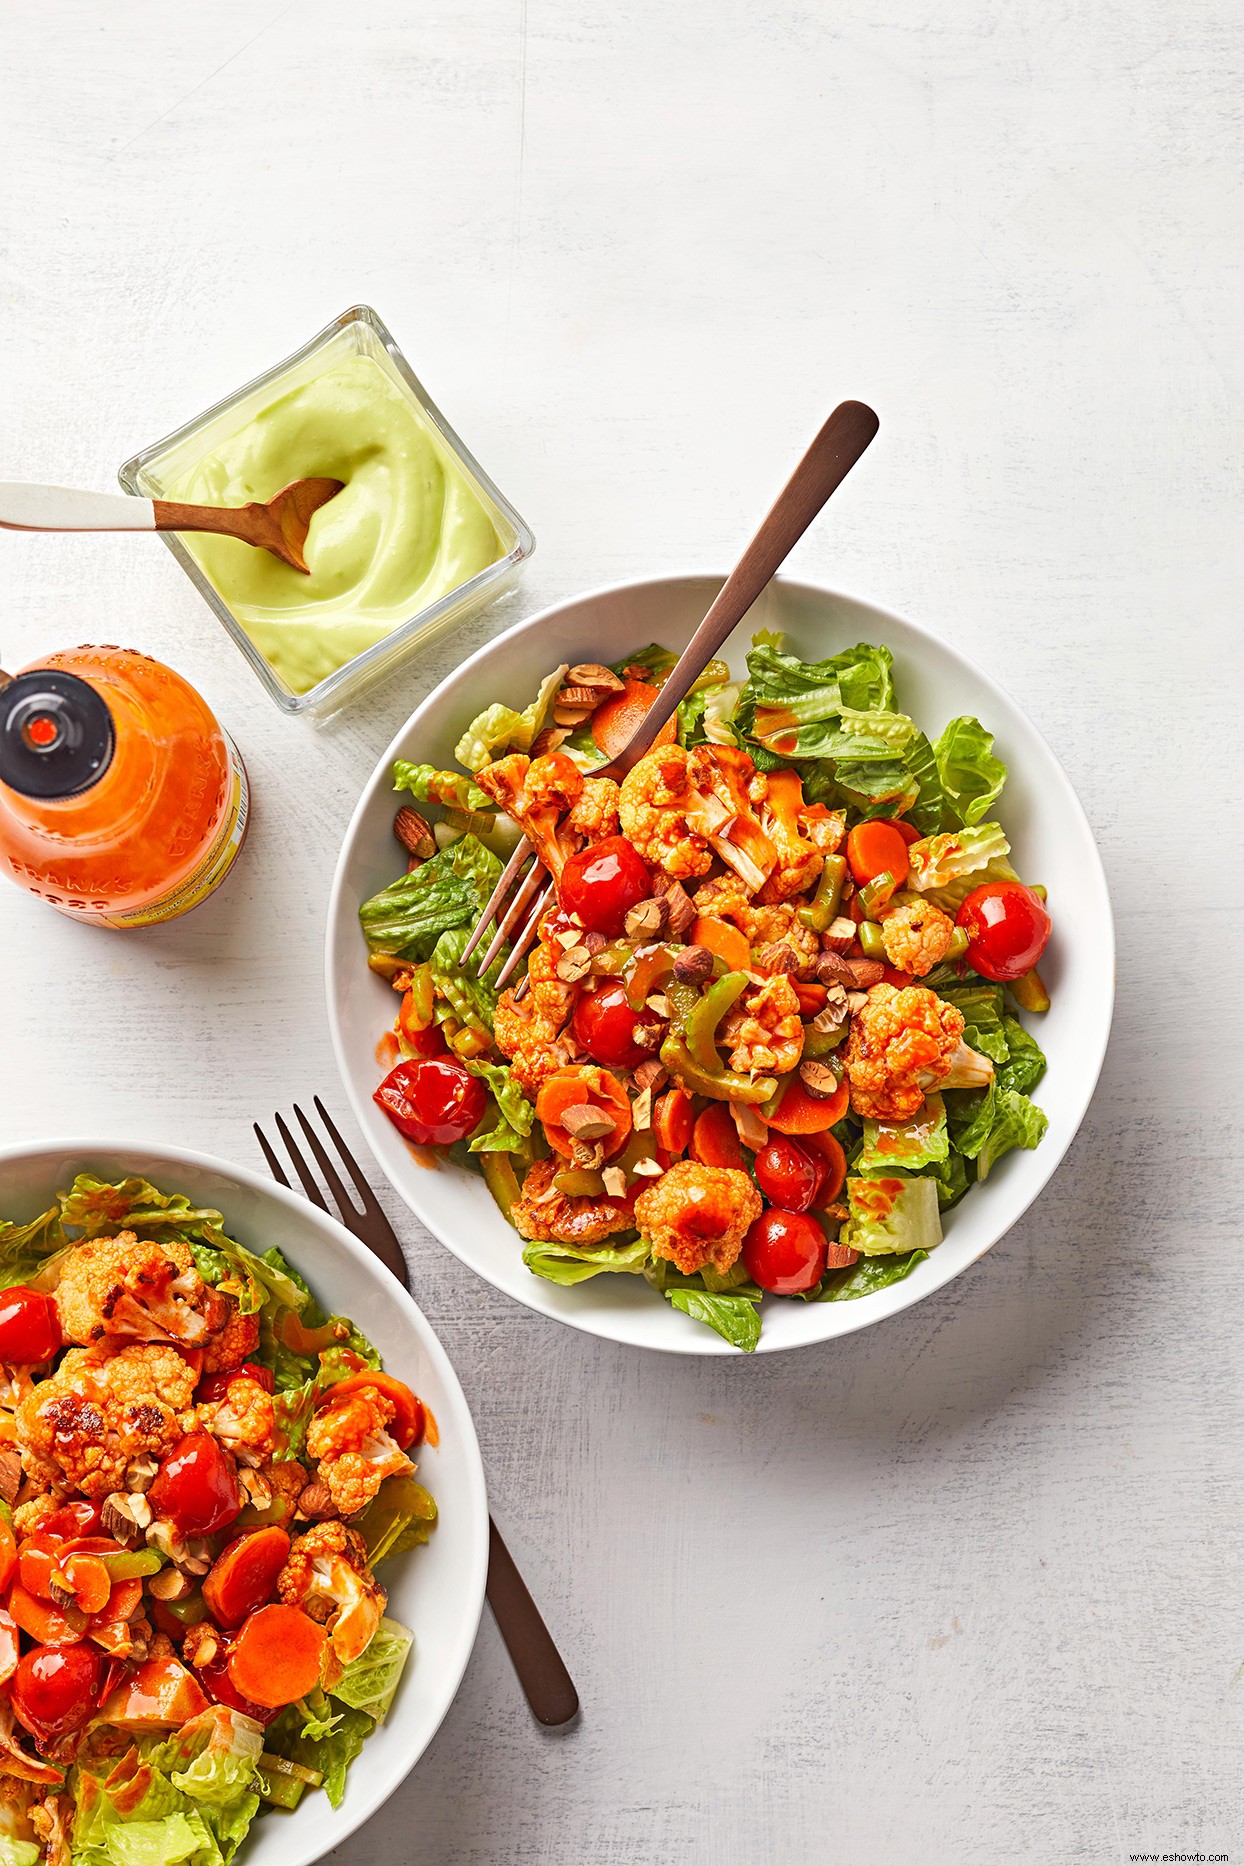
[477, 751, 583, 878]
[634, 1161, 761, 1276]
[511, 1158, 635, 1245]
[843, 982, 992, 1121]
[619, 746, 715, 880]
[686, 746, 776, 893]
[16, 1343, 196, 1500]
[200, 1300, 260, 1375]
[878, 900, 956, 977]
[566, 775, 620, 840]
[55, 1233, 225, 1349]
[756, 770, 823, 903]
[278, 1520, 386, 1663]
[196, 1375, 274, 1466]
[691, 877, 820, 973]
[306, 1389, 410, 1519]
[720, 974, 804, 1076]
[494, 936, 576, 1097]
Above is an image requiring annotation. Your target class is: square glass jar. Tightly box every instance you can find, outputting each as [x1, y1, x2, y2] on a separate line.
[118, 305, 535, 716]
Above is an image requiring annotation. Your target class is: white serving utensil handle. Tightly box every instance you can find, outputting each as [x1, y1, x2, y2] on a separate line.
[0, 483, 156, 533]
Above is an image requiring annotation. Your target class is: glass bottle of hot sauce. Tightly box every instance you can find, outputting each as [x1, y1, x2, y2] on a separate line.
[0, 646, 249, 927]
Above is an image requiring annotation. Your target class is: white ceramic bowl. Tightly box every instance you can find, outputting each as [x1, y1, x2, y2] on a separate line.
[327, 575, 1114, 1355]
[0, 1139, 489, 1866]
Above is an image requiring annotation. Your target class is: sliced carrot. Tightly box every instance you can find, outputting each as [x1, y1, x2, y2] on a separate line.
[768, 1074, 850, 1134]
[804, 1131, 848, 1206]
[591, 680, 678, 761]
[536, 1066, 632, 1159]
[317, 1372, 424, 1449]
[794, 981, 826, 1016]
[203, 1527, 291, 1630]
[890, 818, 922, 847]
[228, 1603, 327, 1708]
[846, 820, 911, 887]
[8, 1581, 81, 1647]
[652, 1088, 694, 1156]
[62, 1552, 111, 1616]
[0, 1519, 15, 1595]
[689, 916, 750, 973]
[689, 1104, 745, 1170]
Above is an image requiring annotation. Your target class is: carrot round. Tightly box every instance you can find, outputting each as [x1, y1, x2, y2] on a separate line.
[846, 820, 911, 887]
[62, 1552, 111, 1616]
[536, 1066, 632, 1159]
[652, 1087, 694, 1156]
[591, 680, 677, 761]
[890, 818, 922, 847]
[203, 1527, 291, 1630]
[7, 1581, 81, 1647]
[767, 1075, 850, 1134]
[227, 1603, 326, 1707]
[689, 916, 751, 973]
[689, 1104, 744, 1169]
[794, 981, 826, 1016]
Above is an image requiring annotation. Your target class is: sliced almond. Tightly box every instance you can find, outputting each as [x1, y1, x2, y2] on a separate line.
[602, 1166, 628, 1198]
[553, 703, 594, 728]
[816, 952, 857, 988]
[645, 993, 672, 1019]
[655, 878, 696, 936]
[757, 941, 799, 975]
[148, 1566, 194, 1602]
[847, 959, 885, 989]
[632, 1157, 663, 1176]
[624, 897, 668, 939]
[531, 725, 570, 758]
[560, 1104, 617, 1140]
[569, 663, 626, 693]
[631, 1021, 660, 1052]
[821, 917, 856, 955]
[555, 945, 593, 982]
[570, 1138, 606, 1170]
[554, 928, 583, 949]
[394, 805, 436, 860]
[731, 1101, 769, 1149]
[845, 991, 869, 1013]
[126, 1454, 159, 1494]
[101, 1492, 148, 1546]
[633, 1059, 668, 1093]
[799, 1061, 840, 1098]
[631, 1087, 653, 1131]
[0, 1449, 21, 1506]
[558, 684, 609, 710]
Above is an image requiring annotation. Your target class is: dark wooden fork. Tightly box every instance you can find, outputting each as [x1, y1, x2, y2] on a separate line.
[255, 1096, 579, 1728]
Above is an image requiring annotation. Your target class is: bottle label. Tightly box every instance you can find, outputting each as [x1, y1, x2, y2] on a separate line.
[97, 733, 250, 928]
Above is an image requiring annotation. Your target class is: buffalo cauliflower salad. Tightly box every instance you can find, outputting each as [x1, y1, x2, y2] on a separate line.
[361, 636, 1053, 1352]
[0, 1174, 437, 1866]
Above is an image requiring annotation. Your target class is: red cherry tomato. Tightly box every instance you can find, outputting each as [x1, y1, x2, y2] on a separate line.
[956, 883, 1051, 983]
[403, 1022, 449, 1059]
[0, 1287, 61, 1365]
[196, 1362, 275, 1405]
[742, 1209, 828, 1294]
[753, 1139, 823, 1214]
[11, 1642, 100, 1743]
[39, 1500, 102, 1541]
[572, 977, 661, 1070]
[373, 1058, 486, 1147]
[558, 836, 652, 937]
[149, 1432, 242, 1537]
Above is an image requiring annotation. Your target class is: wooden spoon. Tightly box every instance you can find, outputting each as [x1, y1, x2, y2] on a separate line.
[0, 478, 345, 573]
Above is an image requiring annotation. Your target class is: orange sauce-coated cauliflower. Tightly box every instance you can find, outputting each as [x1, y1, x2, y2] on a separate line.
[200, 1300, 260, 1375]
[494, 936, 577, 1097]
[477, 752, 584, 878]
[15, 1343, 197, 1500]
[879, 900, 956, 977]
[633, 1161, 761, 1276]
[843, 983, 965, 1121]
[721, 974, 804, 1076]
[691, 878, 820, 974]
[511, 1159, 635, 1245]
[618, 747, 715, 880]
[306, 1388, 410, 1518]
[196, 1375, 274, 1466]
[278, 1520, 386, 1664]
[56, 1234, 225, 1349]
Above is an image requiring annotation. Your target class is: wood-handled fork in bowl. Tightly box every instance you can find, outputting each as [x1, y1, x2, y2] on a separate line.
[461, 399, 879, 985]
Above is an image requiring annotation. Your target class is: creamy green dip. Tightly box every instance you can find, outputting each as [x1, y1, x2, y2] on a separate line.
[171, 353, 503, 694]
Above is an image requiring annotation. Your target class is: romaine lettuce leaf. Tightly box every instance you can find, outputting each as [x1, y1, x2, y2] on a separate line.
[464, 1060, 535, 1154]
[926, 853, 1022, 916]
[609, 643, 678, 683]
[0, 1205, 63, 1291]
[522, 1235, 649, 1285]
[997, 1016, 1047, 1096]
[666, 1287, 761, 1352]
[858, 1093, 948, 1174]
[354, 1472, 438, 1565]
[266, 1703, 373, 1810]
[74, 1706, 264, 1866]
[429, 923, 505, 1031]
[740, 639, 895, 755]
[817, 1248, 929, 1302]
[358, 833, 501, 960]
[906, 822, 1010, 893]
[933, 716, 1007, 826]
[927, 1150, 970, 1209]
[453, 665, 567, 773]
[0, 1842, 40, 1866]
[945, 1083, 1047, 1177]
[900, 729, 946, 837]
[332, 1618, 414, 1723]
[840, 1175, 942, 1258]
[392, 761, 494, 814]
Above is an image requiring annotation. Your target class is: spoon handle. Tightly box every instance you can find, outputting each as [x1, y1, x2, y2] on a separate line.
[606, 400, 879, 773]
[0, 482, 156, 532]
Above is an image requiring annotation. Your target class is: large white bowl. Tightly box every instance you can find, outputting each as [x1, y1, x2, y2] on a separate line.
[327, 575, 1114, 1355]
[0, 1140, 489, 1866]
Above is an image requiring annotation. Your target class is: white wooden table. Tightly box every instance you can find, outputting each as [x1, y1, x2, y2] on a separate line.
[1, 4, 1240, 1860]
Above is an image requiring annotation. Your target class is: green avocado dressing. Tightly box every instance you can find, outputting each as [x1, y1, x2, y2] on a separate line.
[170, 353, 503, 695]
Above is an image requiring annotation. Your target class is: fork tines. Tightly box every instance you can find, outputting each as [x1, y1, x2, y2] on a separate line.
[460, 832, 552, 992]
[254, 1096, 409, 1290]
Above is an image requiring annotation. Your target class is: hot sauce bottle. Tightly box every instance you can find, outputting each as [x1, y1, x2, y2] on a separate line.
[0, 646, 249, 927]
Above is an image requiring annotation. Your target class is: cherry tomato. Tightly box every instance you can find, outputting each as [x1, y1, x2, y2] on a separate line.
[753, 1139, 823, 1214]
[0, 1287, 61, 1365]
[742, 1209, 828, 1294]
[149, 1431, 242, 1537]
[197, 1362, 275, 1405]
[40, 1500, 101, 1540]
[11, 1642, 100, 1743]
[558, 836, 652, 937]
[572, 977, 661, 1070]
[956, 883, 1051, 983]
[373, 1058, 486, 1147]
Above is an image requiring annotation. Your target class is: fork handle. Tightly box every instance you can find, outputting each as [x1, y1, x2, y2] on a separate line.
[607, 399, 879, 772]
[486, 1517, 579, 1725]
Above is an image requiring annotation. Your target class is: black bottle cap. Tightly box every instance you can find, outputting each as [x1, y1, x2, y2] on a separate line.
[0, 669, 116, 800]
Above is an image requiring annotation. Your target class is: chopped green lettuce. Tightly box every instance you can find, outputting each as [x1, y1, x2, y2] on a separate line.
[354, 1473, 439, 1565]
[0, 1843, 40, 1866]
[610, 643, 678, 683]
[73, 1707, 263, 1866]
[0, 1205, 63, 1291]
[926, 853, 1022, 916]
[522, 1235, 650, 1285]
[817, 1248, 930, 1302]
[933, 716, 1007, 827]
[906, 822, 1010, 893]
[332, 1618, 414, 1723]
[358, 834, 501, 960]
[900, 729, 946, 836]
[392, 761, 495, 814]
[666, 1287, 762, 1352]
[840, 1175, 943, 1258]
[464, 1059, 535, 1154]
[945, 1083, 1048, 1178]
[453, 665, 567, 773]
[266, 1701, 374, 1810]
[858, 1093, 948, 1174]
[429, 923, 505, 1030]
[997, 1016, 1047, 1096]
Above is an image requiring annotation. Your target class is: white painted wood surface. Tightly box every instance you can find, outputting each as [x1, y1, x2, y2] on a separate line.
[0, 4, 1239, 1860]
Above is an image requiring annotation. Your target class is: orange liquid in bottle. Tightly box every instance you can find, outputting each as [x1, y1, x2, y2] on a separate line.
[0, 646, 249, 927]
